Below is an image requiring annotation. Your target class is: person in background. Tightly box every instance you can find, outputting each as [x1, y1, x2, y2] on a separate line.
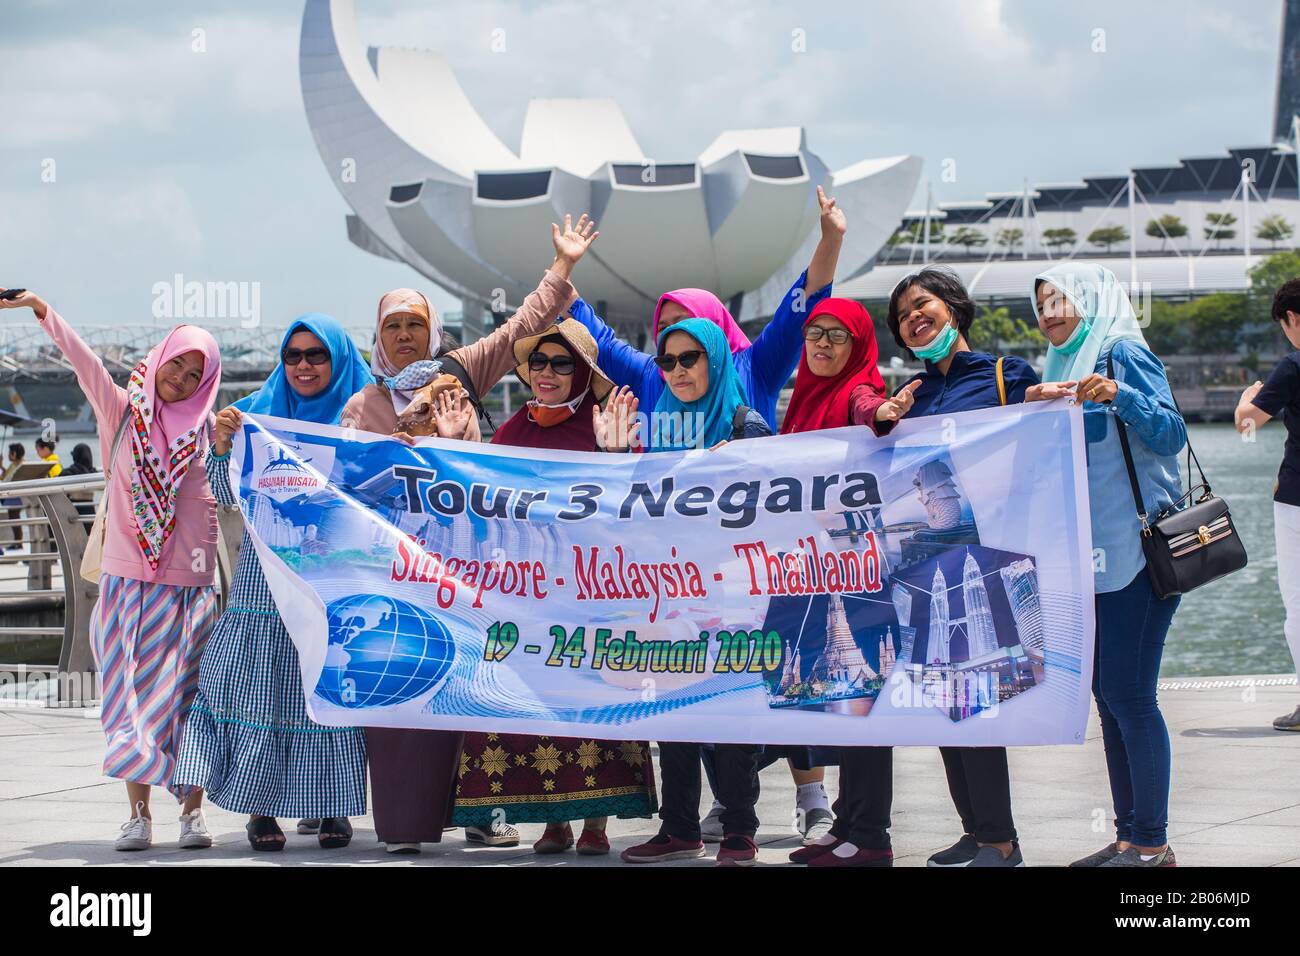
[173, 313, 374, 852]
[1029, 263, 1186, 868]
[35, 437, 61, 477]
[61, 442, 98, 518]
[1, 443, 26, 550]
[1235, 277, 1300, 732]
[876, 267, 1040, 868]
[435, 323, 657, 855]
[620, 318, 769, 867]
[340, 213, 598, 854]
[0, 287, 222, 853]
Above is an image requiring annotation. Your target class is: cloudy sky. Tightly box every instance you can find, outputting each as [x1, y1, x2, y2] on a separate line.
[0, 0, 1285, 331]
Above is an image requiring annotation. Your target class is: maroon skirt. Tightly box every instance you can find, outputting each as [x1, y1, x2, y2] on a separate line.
[366, 727, 464, 844]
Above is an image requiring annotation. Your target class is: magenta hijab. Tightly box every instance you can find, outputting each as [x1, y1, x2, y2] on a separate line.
[125, 325, 222, 575]
[651, 289, 751, 354]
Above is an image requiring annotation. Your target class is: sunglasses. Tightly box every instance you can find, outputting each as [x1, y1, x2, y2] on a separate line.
[653, 349, 706, 372]
[527, 352, 576, 375]
[804, 326, 852, 345]
[282, 347, 331, 367]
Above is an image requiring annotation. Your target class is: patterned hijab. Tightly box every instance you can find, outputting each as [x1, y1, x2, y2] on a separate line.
[651, 289, 751, 354]
[371, 288, 445, 414]
[651, 318, 750, 451]
[126, 325, 222, 576]
[234, 313, 374, 425]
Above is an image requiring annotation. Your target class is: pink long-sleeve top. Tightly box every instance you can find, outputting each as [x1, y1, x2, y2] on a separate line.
[41, 308, 218, 587]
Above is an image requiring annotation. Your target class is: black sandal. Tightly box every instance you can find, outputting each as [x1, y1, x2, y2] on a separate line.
[318, 817, 353, 849]
[246, 816, 286, 852]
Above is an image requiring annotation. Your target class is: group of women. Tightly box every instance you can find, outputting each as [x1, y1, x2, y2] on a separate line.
[0, 183, 1189, 868]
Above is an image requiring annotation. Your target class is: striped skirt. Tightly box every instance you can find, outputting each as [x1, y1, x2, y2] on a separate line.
[91, 574, 217, 799]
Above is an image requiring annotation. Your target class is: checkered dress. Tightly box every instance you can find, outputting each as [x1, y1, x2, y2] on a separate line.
[172, 449, 367, 817]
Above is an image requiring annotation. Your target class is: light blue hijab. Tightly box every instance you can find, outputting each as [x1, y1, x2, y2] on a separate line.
[1033, 263, 1150, 383]
[651, 318, 750, 451]
[234, 313, 374, 425]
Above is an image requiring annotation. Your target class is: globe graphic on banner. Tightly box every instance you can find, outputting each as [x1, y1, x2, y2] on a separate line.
[317, 594, 456, 708]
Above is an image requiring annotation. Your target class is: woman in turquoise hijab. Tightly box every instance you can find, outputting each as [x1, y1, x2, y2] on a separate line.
[1028, 262, 1186, 868]
[624, 317, 771, 867]
[172, 314, 375, 852]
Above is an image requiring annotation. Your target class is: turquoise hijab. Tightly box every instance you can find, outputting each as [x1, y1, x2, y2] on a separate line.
[651, 318, 750, 451]
[234, 313, 374, 425]
[1033, 263, 1150, 383]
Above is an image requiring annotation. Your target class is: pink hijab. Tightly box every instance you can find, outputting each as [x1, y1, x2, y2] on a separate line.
[652, 289, 751, 354]
[125, 325, 221, 575]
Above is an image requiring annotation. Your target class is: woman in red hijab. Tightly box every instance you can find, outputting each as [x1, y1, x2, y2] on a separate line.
[778, 298, 899, 867]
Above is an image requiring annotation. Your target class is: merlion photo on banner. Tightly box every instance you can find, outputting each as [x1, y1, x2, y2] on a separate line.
[230, 400, 1093, 746]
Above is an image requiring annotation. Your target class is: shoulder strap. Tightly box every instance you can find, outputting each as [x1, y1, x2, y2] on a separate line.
[103, 409, 131, 484]
[731, 405, 752, 441]
[995, 356, 1007, 407]
[436, 353, 494, 431]
[1108, 352, 1150, 535]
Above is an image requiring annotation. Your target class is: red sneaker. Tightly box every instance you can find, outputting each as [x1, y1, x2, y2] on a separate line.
[533, 822, 574, 854]
[715, 834, 758, 867]
[807, 845, 894, 868]
[621, 832, 706, 864]
[789, 839, 842, 864]
[576, 828, 610, 856]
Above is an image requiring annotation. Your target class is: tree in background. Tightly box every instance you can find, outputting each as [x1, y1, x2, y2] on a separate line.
[1042, 227, 1077, 251]
[1204, 212, 1238, 249]
[1255, 214, 1295, 249]
[995, 227, 1025, 254]
[948, 226, 989, 250]
[1145, 214, 1187, 252]
[1087, 224, 1129, 253]
[967, 306, 1046, 357]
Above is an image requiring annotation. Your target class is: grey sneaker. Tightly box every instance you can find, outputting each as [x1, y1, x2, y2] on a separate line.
[926, 834, 980, 867]
[115, 801, 152, 852]
[1099, 846, 1177, 867]
[700, 805, 724, 844]
[800, 807, 835, 845]
[177, 808, 213, 849]
[1273, 706, 1300, 731]
[464, 822, 520, 847]
[967, 844, 1025, 867]
[297, 818, 322, 834]
[1069, 843, 1122, 867]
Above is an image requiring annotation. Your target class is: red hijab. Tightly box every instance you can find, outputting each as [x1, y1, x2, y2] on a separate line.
[490, 337, 601, 452]
[780, 298, 886, 434]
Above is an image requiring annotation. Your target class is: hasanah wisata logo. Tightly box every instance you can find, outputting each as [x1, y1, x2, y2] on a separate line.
[252, 437, 334, 499]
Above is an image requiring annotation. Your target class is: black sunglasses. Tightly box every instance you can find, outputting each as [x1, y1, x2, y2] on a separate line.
[282, 347, 331, 367]
[804, 326, 852, 345]
[653, 349, 706, 372]
[527, 352, 576, 375]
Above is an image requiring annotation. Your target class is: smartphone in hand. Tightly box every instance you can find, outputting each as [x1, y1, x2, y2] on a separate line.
[0, 289, 26, 301]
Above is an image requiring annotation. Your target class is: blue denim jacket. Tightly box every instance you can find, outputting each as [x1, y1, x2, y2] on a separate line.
[1086, 340, 1187, 593]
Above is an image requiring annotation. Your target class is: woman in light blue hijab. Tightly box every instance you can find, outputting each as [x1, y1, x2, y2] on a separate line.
[172, 313, 374, 852]
[1029, 262, 1187, 868]
[649, 318, 766, 451]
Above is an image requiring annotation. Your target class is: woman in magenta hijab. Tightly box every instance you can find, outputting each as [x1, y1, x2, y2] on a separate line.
[568, 186, 847, 430]
[1, 288, 223, 853]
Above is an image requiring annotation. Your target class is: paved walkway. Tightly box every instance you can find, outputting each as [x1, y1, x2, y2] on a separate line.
[1, 675, 1297, 867]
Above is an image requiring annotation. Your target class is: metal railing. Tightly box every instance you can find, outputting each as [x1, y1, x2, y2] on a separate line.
[0, 473, 237, 707]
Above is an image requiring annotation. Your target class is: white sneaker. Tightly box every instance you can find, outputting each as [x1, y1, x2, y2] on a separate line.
[116, 801, 153, 852]
[464, 822, 520, 847]
[385, 842, 421, 854]
[178, 807, 213, 849]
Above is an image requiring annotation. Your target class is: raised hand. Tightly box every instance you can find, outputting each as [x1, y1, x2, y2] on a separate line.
[212, 406, 243, 456]
[593, 385, 640, 452]
[0, 289, 49, 320]
[817, 185, 847, 238]
[550, 213, 599, 280]
[432, 388, 474, 440]
[874, 379, 921, 424]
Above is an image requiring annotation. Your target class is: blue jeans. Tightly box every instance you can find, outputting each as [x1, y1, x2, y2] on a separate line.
[1094, 568, 1180, 847]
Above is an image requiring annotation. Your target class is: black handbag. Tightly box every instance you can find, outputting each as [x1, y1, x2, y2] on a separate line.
[1108, 353, 1247, 599]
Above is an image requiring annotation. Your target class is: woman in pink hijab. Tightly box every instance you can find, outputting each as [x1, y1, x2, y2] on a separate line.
[1, 288, 223, 853]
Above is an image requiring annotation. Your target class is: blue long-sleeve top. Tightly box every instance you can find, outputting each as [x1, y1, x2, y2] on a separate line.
[898, 350, 1039, 417]
[1081, 339, 1187, 594]
[568, 270, 831, 430]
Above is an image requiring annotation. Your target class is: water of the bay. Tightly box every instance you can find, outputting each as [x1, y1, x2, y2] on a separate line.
[22, 423, 1295, 679]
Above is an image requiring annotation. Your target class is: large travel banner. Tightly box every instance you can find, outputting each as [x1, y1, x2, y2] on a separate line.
[227, 400, 1094, 746]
